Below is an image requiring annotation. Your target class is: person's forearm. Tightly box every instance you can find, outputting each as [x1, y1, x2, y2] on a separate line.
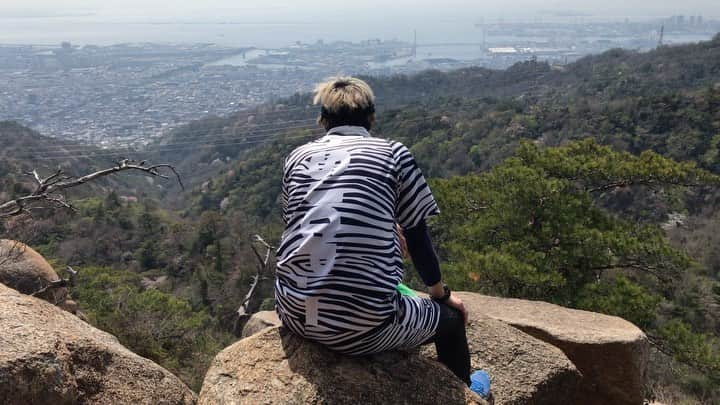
[404, 219, 442, 289]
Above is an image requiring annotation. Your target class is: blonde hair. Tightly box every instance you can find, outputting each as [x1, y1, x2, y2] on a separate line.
[313, 77, 376, 130]
[313, 76, 375, 112]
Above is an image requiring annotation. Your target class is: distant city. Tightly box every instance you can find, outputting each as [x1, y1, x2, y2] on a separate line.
[1, 16, 718, 148]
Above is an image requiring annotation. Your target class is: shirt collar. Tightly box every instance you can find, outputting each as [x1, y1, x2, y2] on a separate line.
[325, 125, 370, 137]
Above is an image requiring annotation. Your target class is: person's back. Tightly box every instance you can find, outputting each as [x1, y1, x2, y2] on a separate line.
[275, 77, 478, 391]
[276, 126, 438, 355]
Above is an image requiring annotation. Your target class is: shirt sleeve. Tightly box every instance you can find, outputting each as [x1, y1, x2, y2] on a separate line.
[392, 142, 440, 229]
[404, 220, 442, 287]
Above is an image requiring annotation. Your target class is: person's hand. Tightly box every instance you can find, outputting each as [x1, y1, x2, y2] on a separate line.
[446, 293, 468, 325]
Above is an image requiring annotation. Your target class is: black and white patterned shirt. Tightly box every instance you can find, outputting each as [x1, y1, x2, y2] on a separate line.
[275, 125, 440, 355]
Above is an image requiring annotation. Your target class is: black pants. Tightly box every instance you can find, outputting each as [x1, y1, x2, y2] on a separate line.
[423, 303, 471, 385]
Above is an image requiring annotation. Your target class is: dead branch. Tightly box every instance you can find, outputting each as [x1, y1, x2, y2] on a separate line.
[0, 159, 183, 220]
[586, 178, 702, 194]
[237, 274, 262, 318]
[238, 235, 274, 317]
[30, 278, 69, 298]
[586, 262, 673, 283]
[464, 195, 489, 212]
[29, 267, 78, 305]
[234, 235, 275, 335]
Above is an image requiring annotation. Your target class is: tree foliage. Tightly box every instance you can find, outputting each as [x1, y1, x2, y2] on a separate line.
[427, 140, 720, 389]
[430, 140, 714, 301]
[70, 266, 232, 390]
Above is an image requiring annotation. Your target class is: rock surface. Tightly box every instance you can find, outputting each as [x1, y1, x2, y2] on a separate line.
[0, 283, 196, 405]
[457, 292, 649, 405]
[241, 310, 581, 404]
[421, 314, 581, 404]
[0, 239, 68, 305]
[200, 326, 485, 405]
[240, 309, 281, 338]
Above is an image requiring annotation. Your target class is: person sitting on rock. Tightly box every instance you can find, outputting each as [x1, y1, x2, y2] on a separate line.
[274, 76, 472, 386]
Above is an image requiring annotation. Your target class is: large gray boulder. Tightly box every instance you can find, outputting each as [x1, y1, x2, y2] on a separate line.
[200, 326, 485, 405]
[0, 283, 196, 405]
[234, 287, 651, 405]
[239, 310, 581, 404]
[457, 292, 649, 405]
[0, 239, 68, 306]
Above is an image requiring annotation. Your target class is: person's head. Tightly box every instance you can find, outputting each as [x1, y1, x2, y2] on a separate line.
[313, 76, 375, 131]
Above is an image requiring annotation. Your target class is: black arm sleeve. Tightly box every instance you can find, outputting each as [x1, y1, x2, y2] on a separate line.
[404, 219, 442, 287]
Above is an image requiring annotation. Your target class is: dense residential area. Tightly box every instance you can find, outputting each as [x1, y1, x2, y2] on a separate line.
[1, 17, 718, 148]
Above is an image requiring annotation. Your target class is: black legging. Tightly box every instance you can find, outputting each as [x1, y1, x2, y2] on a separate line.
[423, 302, 471, 385]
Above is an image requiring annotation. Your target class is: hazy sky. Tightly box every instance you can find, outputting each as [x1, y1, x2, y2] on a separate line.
[2, 0, 718, 46]
[2, 0, 720, 20]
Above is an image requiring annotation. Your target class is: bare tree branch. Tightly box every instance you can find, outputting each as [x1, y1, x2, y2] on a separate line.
[30, 278, 69, 298]
[237, 274, 261, 318]
[234, 235, 276, 335]
[464, 195, 489, 212]
[238, 235, 275, 317]
[586, 178, 702, 193]
[0, 159, 183, 220]
[28, 267, 78, 305]
[583, 261, 674, 283]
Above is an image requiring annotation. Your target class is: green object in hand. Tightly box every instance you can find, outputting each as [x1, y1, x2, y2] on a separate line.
[396, 283, 417, 297]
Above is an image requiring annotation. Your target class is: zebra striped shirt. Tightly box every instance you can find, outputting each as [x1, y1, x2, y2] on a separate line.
[275, 125, 441, 355]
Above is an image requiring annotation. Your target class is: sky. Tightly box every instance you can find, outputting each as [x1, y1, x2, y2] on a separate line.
[2, 0, 720, 20]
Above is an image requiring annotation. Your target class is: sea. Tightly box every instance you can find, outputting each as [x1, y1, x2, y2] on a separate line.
[0, 14, 716, 63]
[1, 17, 487, 48]
[3, 13, 715, 48]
